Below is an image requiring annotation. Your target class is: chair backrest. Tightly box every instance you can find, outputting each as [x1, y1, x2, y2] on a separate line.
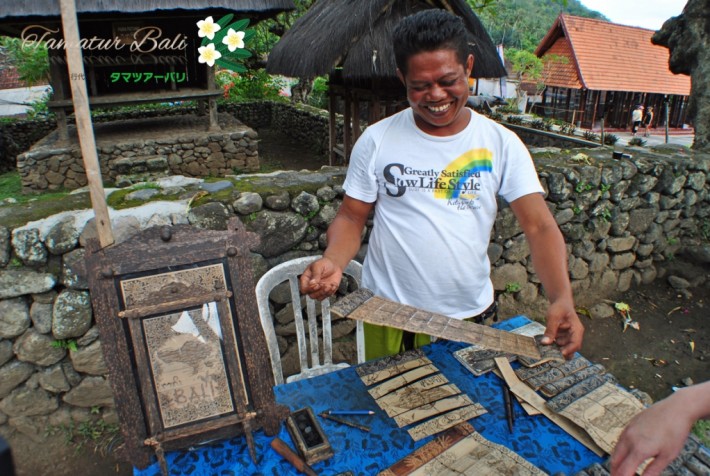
[256, 256, 365, 385]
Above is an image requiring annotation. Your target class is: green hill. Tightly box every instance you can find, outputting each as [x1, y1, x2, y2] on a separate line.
[474, 0, 607, 51]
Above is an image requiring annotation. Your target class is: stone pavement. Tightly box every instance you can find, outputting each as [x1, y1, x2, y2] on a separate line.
[610, 130, 694, 149]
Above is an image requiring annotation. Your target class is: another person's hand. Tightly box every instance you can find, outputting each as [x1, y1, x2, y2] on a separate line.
[610, 388, 696, 476]
[540, 299, 584, 358]
[298, 257, 343, 301]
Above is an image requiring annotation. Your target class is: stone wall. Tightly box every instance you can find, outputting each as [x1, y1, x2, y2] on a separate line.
[0, 108, 196, 174]
[17, 116, 259, 192]
[0, 119, 56, 174]
[4, 101, 595, 191]
[504, 124, 602, 149]
[223, 101, 343, 156]
[8, 101, 343, 191]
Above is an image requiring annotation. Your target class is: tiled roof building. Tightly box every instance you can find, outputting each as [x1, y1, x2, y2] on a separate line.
[533, 14, 690, 129]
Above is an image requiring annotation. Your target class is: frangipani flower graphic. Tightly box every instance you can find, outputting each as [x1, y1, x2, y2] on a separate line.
[196, 14, 253, 71]
[198, 43, 222, 67]
[222, 28, 245, 52]
[197, 16, 221, 40]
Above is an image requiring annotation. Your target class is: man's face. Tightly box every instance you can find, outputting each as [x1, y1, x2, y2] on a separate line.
[397, 49, 473, 137]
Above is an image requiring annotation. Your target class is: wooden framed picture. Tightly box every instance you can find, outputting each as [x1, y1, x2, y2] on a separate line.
[85, 219, 287, 469]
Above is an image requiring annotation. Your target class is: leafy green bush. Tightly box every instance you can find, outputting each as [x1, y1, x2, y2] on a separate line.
[216, 68, 286, 101]
[628, 137, 647, 147]
[506, 115, 524, 125]
[497, 98, 520, 114]
[505, 282, 521, 293]
[530, 119, 546, 130]
[489, 111, 503, 122]
[26, 89, 53, 119]
[583, 130, 599, 141]
[0, 36, 49, 86]
[558, 122, 576, 136]
[307, 76, 329, 109]
[603, 134, 619, 145]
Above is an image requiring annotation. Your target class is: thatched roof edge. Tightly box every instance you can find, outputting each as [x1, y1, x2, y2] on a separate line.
[0, 0, 295, 18]
[266, 0, 506, 81]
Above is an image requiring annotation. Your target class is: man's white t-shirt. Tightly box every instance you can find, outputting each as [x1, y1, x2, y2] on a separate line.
[344, 108, 543, 319]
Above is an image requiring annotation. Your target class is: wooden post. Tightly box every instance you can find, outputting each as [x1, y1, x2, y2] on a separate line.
[328, 89, 336, 166]
[59, 0, 114, 248]
[600, 118, 605, 146]
[351, 92, 361, 144]
[48, 50, 69, 141]
[206, 66, 219, 130]
[665, 98, 670, 144]
[343, 91, 352, 163]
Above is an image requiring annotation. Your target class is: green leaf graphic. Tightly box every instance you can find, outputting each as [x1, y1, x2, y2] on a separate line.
[216, 58, 247, 72]
[229, 19, 250, 32]
[216, 14, 235, 28]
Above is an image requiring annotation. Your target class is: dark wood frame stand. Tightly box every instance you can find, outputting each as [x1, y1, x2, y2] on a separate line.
[85, 218, 288, 471]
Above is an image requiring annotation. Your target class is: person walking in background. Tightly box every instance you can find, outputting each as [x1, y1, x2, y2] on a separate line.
[643, 106, 654, 137]
[611, 380, 710, 476]
[631, 105, 643, 137]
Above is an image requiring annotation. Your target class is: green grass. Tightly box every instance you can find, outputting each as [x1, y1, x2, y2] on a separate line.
[46, 418, 121, 456]
[693, 419, 710, 447]
[0, 171, 71, 204]
[0, 171, 22, 201]
[0, 171, 93, 229]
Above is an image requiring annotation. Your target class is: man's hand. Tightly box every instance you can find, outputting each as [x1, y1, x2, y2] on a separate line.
[540, 299, 584, 359]
[299, 257, 343, 301]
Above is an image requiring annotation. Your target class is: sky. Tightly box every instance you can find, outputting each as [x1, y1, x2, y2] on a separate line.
[579, 0, 687, 30]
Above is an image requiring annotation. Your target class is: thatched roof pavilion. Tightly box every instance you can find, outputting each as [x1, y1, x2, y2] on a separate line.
[0, 1, 295, 138]
[267, 0, 506, 82]
[266, 0, 506, 163]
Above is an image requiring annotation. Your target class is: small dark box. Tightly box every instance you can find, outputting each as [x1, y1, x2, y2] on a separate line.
[286, 407, 333, 465]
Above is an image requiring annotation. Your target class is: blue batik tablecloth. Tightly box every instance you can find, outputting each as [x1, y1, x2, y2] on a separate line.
[134, 316, 605, 475]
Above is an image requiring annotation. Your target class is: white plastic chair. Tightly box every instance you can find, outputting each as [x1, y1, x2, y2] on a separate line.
[256, 256, 365, 385]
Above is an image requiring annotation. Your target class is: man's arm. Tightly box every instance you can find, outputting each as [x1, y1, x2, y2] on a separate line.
[611, 381, 710, 476]
[509, 193, 583, 358]
[299, 195, 373, 301]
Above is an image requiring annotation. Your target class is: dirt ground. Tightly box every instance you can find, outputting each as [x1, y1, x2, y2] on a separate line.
[4, 128, 709, 475]
[581, 274, 709, 402]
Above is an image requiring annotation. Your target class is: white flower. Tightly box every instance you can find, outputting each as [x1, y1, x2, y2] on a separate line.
[222, 28, 245, 52]
[198, 43, 222, 67]
[197, 16, 221, 40]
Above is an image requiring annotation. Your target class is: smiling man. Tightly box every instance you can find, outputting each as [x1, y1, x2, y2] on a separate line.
[300, 9, 583, 360]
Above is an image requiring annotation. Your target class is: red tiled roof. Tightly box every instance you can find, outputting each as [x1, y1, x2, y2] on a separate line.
[535, 14, 690, 96]
[543, 38, 582, 90]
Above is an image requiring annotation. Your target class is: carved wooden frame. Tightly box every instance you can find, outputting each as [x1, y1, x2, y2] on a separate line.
[85, 219, 287, 468]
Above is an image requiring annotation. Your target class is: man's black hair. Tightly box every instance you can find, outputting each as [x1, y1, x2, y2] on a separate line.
[393, 9, 470, 75]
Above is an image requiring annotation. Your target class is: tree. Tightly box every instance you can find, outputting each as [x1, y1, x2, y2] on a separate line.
[507, 47, 567, 112]
[249, 0, 316, 67]
[470, 0, 605, 51]
[0, 36, 50, 86]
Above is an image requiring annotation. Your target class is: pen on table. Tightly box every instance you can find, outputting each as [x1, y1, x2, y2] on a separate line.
[325, 410, 375, 416]
[502, 383, 514, 433]
[319, 412, 371, 432]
